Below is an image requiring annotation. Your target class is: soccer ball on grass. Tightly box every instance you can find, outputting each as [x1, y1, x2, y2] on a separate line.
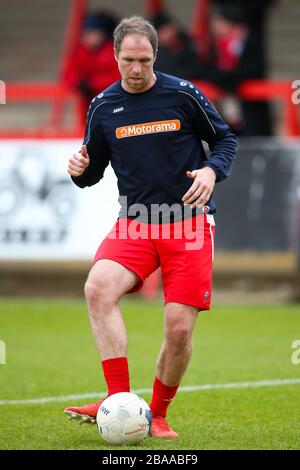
[96, 392, 152, 445]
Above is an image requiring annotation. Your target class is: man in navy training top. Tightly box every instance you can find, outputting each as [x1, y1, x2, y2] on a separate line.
[65, 16, 237, 438]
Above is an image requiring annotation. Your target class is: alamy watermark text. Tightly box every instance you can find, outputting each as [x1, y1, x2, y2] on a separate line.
[291, 340, 300, 365]
[0, 340, 6, 364]
[0, 80, 6, 104]
[291, 80, 300, 104]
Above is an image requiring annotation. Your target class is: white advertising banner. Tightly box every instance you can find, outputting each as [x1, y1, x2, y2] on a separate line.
[0, 139, 119, 260]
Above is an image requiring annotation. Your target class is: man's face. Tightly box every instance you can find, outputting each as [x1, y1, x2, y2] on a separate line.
[115, 34, 156, 93]
[82, 29, 105, 50]
[157, 23, 177, 48]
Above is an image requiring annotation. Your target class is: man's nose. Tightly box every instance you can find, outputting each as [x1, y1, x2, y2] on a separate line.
[132, 62, 142, 74]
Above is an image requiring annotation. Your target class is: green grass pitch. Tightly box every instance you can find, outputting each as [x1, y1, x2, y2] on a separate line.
[0, 298, 299, 450]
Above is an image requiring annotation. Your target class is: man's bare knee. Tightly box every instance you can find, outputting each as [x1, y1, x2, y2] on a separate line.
[165, 321, 192, 350]
[84, 279, 116, 307]
[84, 260, 139, 308]
[164, 303, 198, 350]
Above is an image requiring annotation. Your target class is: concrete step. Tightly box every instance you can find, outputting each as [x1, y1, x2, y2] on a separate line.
[0, 0, 70, 81]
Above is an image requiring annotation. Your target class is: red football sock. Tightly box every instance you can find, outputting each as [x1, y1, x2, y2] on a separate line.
[149, 377, 179, 418]
[101, 357, 130, 396]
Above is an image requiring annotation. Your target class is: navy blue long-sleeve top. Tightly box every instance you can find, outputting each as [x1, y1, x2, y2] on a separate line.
[72, 72, 237, 222]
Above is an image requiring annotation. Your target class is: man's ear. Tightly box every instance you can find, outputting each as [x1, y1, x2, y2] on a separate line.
[114, 49, 118, 62]
[153, 49, 158, 64]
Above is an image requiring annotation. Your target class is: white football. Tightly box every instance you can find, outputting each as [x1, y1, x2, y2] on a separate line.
[96, 392, 152, 445]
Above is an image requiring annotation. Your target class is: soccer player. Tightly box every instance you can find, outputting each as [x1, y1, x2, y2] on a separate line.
[65, 16, 237, 438]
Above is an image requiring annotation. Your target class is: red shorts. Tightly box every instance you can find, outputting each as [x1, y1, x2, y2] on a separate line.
[93, 214, 215, 311]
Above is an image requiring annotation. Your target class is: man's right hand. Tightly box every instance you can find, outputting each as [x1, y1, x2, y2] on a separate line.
[67, 144, 90, 177]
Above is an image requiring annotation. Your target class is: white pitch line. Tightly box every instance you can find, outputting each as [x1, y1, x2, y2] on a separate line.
[1, 378, 300, 406]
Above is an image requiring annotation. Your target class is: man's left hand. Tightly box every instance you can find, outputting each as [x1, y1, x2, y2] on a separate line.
[182, 167, 216, 208]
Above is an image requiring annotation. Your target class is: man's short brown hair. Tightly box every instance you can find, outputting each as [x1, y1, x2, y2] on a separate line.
[113, 16, 158, 55]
